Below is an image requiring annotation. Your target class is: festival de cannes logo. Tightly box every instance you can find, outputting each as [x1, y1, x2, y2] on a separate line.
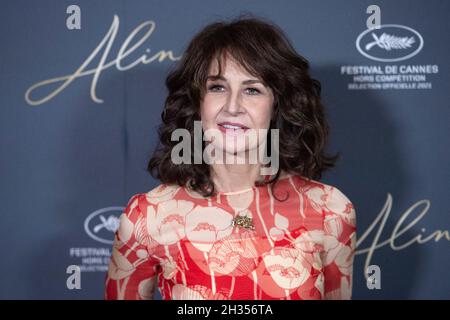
[84, 207, 122, 244]
[356, 24, 423, 62]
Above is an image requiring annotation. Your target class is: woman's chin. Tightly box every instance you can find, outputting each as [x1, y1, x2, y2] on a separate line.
[207, 145, 266, 164]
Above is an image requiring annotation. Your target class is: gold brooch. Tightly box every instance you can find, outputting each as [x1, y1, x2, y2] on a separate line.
[232, 215, 255, 231]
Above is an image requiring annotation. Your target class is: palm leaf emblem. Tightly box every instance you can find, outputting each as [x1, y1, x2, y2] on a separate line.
[365, 32, 415, 51]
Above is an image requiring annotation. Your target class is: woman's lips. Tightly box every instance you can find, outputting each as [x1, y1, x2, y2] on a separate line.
[217, 122, 249, 135]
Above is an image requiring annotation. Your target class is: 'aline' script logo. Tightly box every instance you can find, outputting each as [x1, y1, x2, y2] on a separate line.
[25, 15, 181, 106]
[356, 193, 449, 279]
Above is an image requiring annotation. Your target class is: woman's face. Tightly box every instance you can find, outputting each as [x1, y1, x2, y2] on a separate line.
[200, 54, 274, 160]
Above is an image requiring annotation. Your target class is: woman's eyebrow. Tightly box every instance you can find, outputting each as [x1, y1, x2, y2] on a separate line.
[206, 75, 263, 85]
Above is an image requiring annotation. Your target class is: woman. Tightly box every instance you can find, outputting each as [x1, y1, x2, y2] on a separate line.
[105, 15, 356, 300]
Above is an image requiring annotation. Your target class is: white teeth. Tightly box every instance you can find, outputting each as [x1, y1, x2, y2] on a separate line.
[222, 124, 244, 129]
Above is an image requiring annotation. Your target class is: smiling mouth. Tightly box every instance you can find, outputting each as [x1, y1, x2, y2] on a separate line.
[217, 122, 250, 134]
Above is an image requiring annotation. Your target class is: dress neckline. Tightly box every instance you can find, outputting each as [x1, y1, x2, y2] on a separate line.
[214, 171, 292, 196]
[216, 186, 256, 196]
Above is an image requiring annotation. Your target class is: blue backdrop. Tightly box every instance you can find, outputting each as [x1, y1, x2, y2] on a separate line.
[0, 0, 448, 299]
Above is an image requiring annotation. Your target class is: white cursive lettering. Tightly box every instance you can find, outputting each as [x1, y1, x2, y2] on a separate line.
[356, 193, 449, 279]
[25, 15, 181, 106]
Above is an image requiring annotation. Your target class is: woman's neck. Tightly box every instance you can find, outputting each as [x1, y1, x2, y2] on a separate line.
[210, 163, 263, 193]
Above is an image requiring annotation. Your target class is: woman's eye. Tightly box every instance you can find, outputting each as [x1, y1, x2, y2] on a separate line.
[208, 85, 224, 92]
[245, 87, 261, 95]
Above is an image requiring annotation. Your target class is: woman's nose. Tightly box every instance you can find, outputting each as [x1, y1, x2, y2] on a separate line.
[223, 91, 244, 115]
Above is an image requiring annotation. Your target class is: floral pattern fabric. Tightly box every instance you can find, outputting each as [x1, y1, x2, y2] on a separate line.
[104, 173, 356, 300]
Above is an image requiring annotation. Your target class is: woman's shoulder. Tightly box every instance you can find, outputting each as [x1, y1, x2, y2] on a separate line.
[144, 183, 184, 203]
[122, 183, 182, 209]
[285, 173, 357, 236]
[285, 172, 356, 215]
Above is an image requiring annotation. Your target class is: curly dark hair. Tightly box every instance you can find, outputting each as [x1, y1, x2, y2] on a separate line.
[147, 14, 339, 199]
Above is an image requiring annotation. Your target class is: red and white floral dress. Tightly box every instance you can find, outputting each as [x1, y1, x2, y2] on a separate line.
[104, 173, 356, 300]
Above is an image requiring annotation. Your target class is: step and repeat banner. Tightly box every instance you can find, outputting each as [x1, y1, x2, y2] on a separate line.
[0, 0, 448, 299]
